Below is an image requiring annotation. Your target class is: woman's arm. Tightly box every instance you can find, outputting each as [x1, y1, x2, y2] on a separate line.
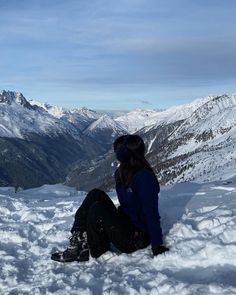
[133, 169, 163, 249]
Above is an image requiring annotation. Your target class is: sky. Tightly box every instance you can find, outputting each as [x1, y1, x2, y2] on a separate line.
[0, 0, 236, 110]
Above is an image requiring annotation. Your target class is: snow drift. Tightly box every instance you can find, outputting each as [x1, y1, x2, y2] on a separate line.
[1, 180, 236, 295]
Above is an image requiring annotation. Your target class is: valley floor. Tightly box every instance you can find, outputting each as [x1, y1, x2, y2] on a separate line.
[1, 180, 236, 295]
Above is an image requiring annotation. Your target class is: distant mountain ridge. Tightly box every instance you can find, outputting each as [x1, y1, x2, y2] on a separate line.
[1, 90, 236, 190]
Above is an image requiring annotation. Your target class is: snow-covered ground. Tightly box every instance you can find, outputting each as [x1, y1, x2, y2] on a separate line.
[1, 181, 236, 295]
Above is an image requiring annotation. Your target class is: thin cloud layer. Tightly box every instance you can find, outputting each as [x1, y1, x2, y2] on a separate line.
[0, 0, 235, 109]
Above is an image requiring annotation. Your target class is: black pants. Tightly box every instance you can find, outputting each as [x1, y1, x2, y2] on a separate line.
[71, 189, 150, 258]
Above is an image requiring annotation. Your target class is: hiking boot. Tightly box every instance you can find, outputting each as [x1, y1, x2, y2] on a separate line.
[51, 231, 89, 262]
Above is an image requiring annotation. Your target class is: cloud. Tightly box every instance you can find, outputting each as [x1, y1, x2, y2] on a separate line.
[140, 100, 152, 105]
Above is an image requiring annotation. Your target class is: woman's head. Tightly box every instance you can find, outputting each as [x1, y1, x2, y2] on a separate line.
[113, 134, 154, 184]
[113, 134, 145, 163]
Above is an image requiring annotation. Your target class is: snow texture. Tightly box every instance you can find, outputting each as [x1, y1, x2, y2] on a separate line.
[1, 181, 236, 295]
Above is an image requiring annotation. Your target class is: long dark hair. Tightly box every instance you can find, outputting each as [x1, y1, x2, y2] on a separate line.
[113, 134, 154, 185]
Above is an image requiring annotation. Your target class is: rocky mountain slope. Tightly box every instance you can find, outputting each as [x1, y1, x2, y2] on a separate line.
[145, 94, 236, 185]
[0, 91, 126, 188]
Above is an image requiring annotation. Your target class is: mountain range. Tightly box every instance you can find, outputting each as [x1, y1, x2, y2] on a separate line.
[65, 93, 236, 190]
[0, 90, 236, 190]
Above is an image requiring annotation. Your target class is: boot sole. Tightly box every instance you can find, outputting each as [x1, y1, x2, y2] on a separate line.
[51, 250, 89, 263]
[51, 253, 78, 263]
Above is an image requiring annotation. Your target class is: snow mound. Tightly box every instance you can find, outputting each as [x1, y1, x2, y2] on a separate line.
[0, 182, 236, 294]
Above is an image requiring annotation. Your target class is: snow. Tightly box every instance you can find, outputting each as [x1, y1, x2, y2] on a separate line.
[84, 114, 127, 135]
[115, 109, 161, 133]
[153, 93, 236, 185]
[114, 94, 229, 133]
[2, 91, 236, 151]
[147, 134, 157, 153]
[0, 97, 84, 139]
[174, 94, 236, 135]
[31, 101, 99, 123]
[1, 181, 236, 294]
[0, 92, 99, 139]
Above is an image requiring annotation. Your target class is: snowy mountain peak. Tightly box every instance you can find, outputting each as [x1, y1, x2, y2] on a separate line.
[29, 100, 68, 118]
[71, 107, 99, 120]
[115, 108, 162, 133]
[207, 93, 236, 110]
[130, 108, 160, 115]
[29, 100, 53, 111]
[0, 90, 34, 109]
[46, 106, 68, 118]
[76, 106, 96, 113]
[89, 114, 118, 130]
[30, 101, 99, 122]
[85, 114, 126, 133]
[179, 93, 236, 133]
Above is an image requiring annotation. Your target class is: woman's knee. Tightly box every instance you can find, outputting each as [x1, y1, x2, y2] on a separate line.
[88, 188, 102, 195]
[87, 188, 106, 200]
[87, 201, 106, 220]
[85, 189, 111, 206]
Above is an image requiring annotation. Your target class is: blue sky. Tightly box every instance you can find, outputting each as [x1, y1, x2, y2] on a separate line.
[0, 0, 235, 110]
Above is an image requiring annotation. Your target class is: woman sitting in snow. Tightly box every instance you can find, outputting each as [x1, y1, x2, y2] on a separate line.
[51, 134, 169, 262]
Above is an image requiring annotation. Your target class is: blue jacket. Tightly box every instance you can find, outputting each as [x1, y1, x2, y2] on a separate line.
[115, 168, 163, 247]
